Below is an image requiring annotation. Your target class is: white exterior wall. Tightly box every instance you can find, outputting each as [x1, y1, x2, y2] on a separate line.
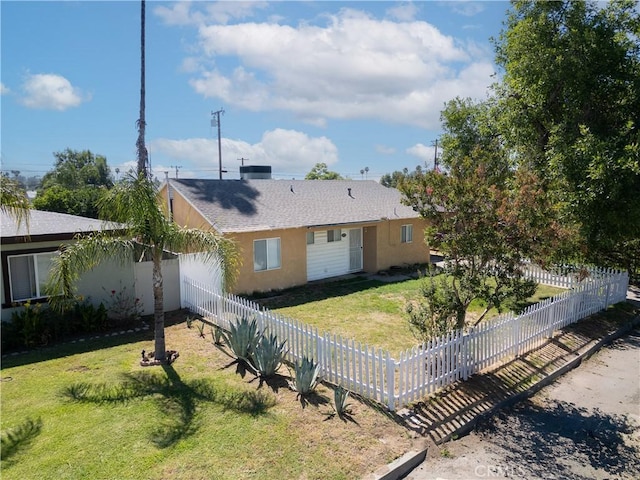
[1, 239, 182, 322]
[1, 240, 137, 322]
[134, 258, 181, 316]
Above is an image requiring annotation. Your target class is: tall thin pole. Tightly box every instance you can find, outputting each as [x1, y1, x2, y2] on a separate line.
[432, 139, 438, 171]
[211, 109, 225, 179]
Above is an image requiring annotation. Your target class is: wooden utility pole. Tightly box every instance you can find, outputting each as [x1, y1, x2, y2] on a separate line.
[211, 109, 225, 179]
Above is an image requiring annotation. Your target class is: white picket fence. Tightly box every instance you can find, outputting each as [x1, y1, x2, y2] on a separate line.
[181, 266, 628, 411]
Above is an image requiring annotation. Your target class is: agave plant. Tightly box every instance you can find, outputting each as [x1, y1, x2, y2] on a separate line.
[220, 316, 260, 363]
[334, 385, 351, 418]
[291, 356, 320, 396]
[210, 325, 224, 345]
[196, 321, 206, 338]
[250, 332, 287, 378]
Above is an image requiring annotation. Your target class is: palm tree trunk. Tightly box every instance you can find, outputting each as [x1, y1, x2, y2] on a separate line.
[152, 248, 166, 363]
[136, 0, 148, 177]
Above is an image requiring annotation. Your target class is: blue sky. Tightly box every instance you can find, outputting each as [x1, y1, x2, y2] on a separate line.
[1, 1, 509, 182]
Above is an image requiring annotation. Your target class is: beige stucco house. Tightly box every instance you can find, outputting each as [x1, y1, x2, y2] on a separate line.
[161, 177, 430, 295]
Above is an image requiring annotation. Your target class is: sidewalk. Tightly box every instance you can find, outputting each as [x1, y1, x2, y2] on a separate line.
[394, 299, 640, 446]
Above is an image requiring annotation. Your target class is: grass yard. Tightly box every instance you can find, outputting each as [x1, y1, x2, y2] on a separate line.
[251, 275, 566, 356]
[0, 315, 417, 480]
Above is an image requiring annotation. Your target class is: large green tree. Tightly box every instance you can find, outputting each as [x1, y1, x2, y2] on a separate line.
[47, 173, 238, 364]
[34, 149, 114, 218]
[494, 0, 640, 272]
[399, 98, 569, 333]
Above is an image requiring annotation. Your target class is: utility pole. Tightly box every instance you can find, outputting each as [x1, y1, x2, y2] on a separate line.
[170, 165, 182, 178]
[238, 157, 249, 166]
[211, 108, 225, 179]
[431, 139, 439, 171]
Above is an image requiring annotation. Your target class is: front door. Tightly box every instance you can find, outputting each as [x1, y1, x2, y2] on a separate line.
[348, 228, 363, 272]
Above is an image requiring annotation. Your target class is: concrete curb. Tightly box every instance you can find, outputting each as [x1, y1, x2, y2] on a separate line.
[433, 313, 640, 445]
[362, 446, 429, 480]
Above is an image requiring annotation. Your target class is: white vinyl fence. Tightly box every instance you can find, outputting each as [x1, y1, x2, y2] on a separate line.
[181, 266, 628, 411]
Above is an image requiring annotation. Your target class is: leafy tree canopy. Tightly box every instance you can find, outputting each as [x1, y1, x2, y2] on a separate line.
[35, 149, 114, 218]
[305, 162, 343, 180]
[41, 149, 113, 190]
[380, 165, 424, 188]
[399, 97, 572, 331]
[494, 0, 640, 272]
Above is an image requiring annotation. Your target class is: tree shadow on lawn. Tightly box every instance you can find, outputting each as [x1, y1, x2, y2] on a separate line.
[476, 399, 640, 480]
[1, 417, 43, 465]
[247, 276, 389, 309]
[62, 365, 276, 448]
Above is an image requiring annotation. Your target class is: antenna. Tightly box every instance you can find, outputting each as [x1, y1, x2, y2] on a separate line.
[211, 108, 225, 179]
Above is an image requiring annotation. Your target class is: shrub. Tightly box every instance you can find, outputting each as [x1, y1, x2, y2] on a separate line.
[72, 299, 109, 333]
[104, 285, 143, 326]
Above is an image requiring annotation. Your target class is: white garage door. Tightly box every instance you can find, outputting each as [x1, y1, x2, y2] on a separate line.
[307, 228, 362, 281]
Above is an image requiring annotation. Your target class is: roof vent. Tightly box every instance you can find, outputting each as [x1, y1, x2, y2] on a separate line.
[240, 165, 272, 180]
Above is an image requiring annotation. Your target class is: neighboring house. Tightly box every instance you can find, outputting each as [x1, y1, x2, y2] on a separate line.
[0, 210, 180, 322]
[161, 177, 430, 294]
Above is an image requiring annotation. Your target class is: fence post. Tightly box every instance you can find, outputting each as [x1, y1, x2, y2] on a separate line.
[513, 317, 520, 358]
[462, 330, 469, 381]
[386, 353, 396, 411]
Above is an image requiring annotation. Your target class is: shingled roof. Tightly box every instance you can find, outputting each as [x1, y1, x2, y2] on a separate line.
[169, 179, 419, 233]
[1, 210, 122, 243]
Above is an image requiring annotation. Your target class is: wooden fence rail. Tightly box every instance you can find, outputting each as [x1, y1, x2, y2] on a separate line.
[181, 266, 628, 411]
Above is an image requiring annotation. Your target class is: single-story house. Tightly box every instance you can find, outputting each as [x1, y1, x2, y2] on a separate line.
[1, 210, 180, 322]
[161, 177, 430, 295]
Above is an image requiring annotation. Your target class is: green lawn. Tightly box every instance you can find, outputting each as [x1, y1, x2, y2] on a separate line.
[251, 276, 566, 356]
[1, 319, 415, 480]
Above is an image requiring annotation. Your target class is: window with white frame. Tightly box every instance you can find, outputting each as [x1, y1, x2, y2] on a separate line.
[254, 238, 281, 271]
[327, 228, 342, 242]
[401, 224, 413, 243]
[7, 251, 58, 302]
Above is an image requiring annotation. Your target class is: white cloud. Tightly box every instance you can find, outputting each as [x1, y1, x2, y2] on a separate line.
[178, 8, 494, 129]
[148, 128, 338, 177]
[0, 83, 10, 95]
[449, 2, 486, 17]
[154, 1, 268, 26]
[407, 143, 437, 168]
[20, 73, 88, 110]
[386, 2, 419, 21]
[375, 144, 396, 155]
